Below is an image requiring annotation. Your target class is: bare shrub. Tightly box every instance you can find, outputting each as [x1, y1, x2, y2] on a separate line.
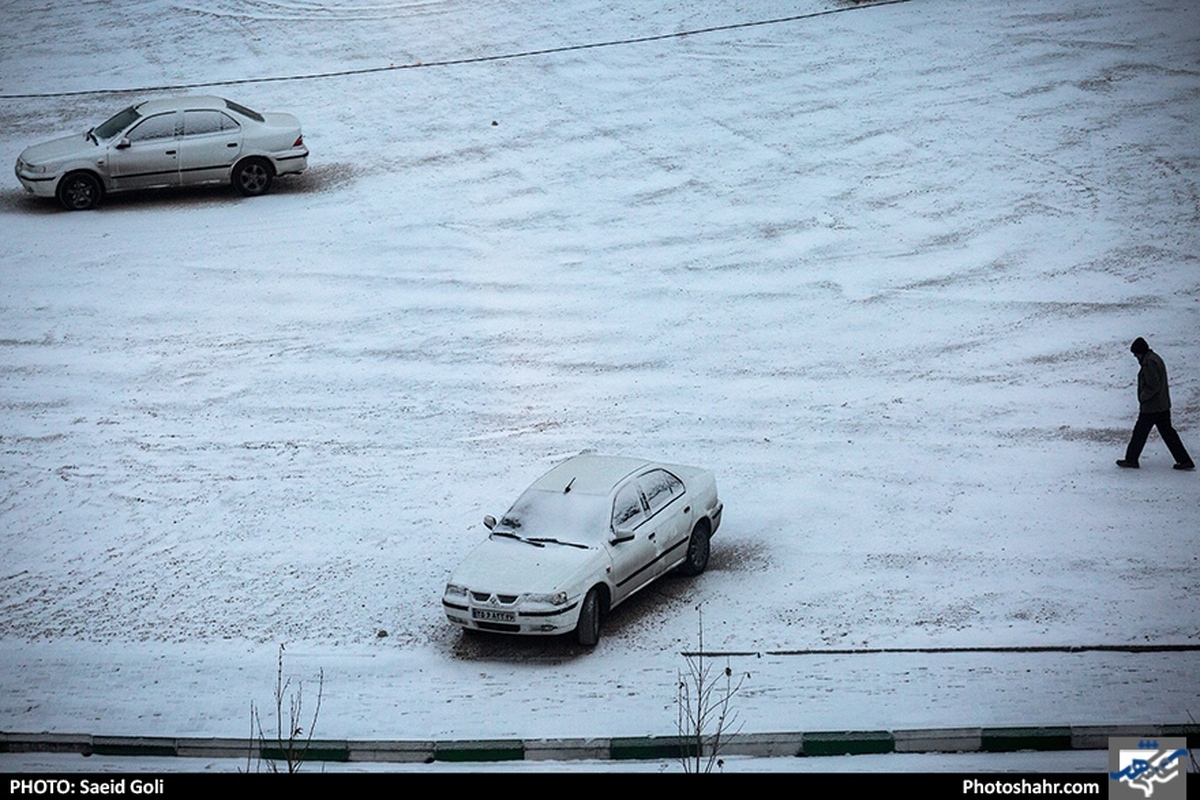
[246, 643, 324, 774]
[676, 604, 749, 774]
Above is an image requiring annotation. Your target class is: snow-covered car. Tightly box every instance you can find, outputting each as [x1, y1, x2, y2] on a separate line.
[443, 454, 724, 646]
[14, 95, 308, 210]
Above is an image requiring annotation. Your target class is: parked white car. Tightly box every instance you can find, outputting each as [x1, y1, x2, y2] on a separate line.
[14, 95, 308, 210]
[443, 454, 723, 646]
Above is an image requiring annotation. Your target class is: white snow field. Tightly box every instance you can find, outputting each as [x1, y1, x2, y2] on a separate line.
[1, 0, 1197, 764]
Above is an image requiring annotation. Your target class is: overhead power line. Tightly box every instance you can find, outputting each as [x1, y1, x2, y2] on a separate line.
[0, 0, 912, 100]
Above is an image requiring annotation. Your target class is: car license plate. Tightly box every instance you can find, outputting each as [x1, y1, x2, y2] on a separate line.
[472, 608, 515, 622]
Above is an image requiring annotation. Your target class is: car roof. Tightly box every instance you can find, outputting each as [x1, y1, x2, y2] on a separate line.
[135, 95, 230, 115]
[529, 455, 651, 495]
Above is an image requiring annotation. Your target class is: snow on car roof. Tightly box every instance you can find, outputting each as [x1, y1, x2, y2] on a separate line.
[529, 454, 650, 495]
[134, 95, 235, 115]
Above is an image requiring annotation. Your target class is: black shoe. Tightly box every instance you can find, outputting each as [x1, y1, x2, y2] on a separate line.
[1174, 462, 1196, 471]
[1116, 460, 1139, 469]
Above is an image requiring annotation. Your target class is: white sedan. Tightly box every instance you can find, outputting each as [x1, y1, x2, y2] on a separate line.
[14, 95, 308, 210]
[443, 454, 723, 646]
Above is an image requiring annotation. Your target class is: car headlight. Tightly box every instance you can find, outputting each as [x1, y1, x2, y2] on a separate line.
[523, 591, 569, 606]
[20, 161, 47, 175]
[443, 583, 468, 599]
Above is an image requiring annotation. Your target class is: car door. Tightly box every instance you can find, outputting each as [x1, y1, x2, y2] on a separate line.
[107, 111, 181, 190]
[638, 469, 692, 576]
[177, 109, 243, 186]
[606, 480, 662, 604]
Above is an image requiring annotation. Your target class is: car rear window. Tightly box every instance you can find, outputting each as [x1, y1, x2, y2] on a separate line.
[224, 99, 264, 123]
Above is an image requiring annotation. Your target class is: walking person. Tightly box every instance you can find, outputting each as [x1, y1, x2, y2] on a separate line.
[1117, 337, 1195, 470]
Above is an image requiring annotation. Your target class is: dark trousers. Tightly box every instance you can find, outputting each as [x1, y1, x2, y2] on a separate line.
[1124, 411, 1194, 465]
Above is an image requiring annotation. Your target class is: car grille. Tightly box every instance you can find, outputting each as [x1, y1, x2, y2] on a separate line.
[470, 591, 519, 604]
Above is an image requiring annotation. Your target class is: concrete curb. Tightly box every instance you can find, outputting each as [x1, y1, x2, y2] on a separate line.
[3, 725, 1197, 764]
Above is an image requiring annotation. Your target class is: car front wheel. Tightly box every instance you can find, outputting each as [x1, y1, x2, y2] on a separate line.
[232, 157, 273, 197]
[575, 588, 601, 647]
[57, 172, 103, 211]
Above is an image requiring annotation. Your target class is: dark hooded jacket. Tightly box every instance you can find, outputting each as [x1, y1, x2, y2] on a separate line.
[1137, 349, 1171, 413]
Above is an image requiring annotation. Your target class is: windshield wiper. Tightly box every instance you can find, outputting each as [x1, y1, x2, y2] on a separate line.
[491, 530, 544, 547]
[528, 537, 588, 549]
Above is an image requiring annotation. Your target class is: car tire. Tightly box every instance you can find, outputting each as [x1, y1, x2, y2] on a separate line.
[56, 172, 103, 211]
[232, 157, 273, 197]
[575, 588, 601, 647]
[677, 523, 710, 576]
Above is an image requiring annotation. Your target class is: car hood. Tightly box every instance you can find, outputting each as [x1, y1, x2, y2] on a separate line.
[20, 133, 95, 165]
[449, 535, 605, 595]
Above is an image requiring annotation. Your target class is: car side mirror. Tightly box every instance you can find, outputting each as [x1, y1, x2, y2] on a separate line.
[611, 531, 634, 544]
[115, 138, 131, 150]
[483, 515, 497, 530]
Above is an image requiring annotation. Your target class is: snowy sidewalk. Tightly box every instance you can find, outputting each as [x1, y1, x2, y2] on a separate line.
[1, 641, 1196, 742]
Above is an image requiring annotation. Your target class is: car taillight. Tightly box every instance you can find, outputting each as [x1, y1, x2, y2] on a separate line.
[293, 135, 304, 147]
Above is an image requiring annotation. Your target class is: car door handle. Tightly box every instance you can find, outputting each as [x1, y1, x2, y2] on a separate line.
[226, 142, 238, 148]
[165, 150, 176, 155]
[683, 506, 690, 514]
[648, 532, 656, 540]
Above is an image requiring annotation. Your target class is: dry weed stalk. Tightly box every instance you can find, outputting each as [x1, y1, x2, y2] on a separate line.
[677, 604, 748, 774]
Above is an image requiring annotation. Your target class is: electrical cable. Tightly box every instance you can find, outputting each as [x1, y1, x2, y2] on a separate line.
[0, 0, 912, 100]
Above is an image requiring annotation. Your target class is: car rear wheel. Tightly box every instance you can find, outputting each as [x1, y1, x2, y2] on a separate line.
[677, 522, 710, 576]
[57, 172, 103, 211]
[575, 588, 601, 647]
[232, 157, 273, 197]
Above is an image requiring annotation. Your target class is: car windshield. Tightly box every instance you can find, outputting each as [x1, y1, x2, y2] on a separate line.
[93, 106, 141, 140]
[495, 488, 608, 546]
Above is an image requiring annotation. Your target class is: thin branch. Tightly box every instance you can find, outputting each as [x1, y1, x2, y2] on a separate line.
[676, 604, 749, 774]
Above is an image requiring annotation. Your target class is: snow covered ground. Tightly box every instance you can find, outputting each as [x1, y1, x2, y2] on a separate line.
[1, 0, 1197, 765]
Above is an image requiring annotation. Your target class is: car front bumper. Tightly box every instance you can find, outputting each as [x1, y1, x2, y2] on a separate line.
[15, 164, 58, 198]
[443, 596, 581, 636]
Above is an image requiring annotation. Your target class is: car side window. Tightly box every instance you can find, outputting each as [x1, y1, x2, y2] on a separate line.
[125, 113, 178, 143]
[183, 110, 239, 137]
[612, 482, 646, 535]
[641, 469, 684, 517]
